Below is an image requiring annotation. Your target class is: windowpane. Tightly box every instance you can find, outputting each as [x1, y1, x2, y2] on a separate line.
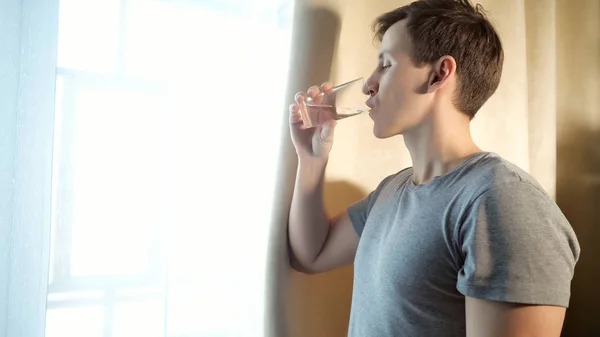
[122, 0, 177, 81]
[48, 0, 293, 336]
[113, 300, 164, 337]
[45, 306, 104, 337]
[57, 0, 121, 73]
[69, 85, 164, 277]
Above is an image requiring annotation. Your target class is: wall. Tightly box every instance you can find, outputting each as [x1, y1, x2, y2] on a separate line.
[285, 2, 408, 336]
[283, 0, 599, 336]
[556, 0, 600, 335]
[285, 1, 532, 336]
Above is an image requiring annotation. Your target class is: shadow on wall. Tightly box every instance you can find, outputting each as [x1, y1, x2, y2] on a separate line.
[287, 180, 366, 337]
[558, 126, 600, 337]
[280, 5, 360, 337]
[555, 1, 600, 336]
[287, 6, 340, 91]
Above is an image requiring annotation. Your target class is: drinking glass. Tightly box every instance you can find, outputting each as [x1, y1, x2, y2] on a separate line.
[299, 77, 369, 128]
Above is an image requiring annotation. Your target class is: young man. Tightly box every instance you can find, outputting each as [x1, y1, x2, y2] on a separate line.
[287, 0, 580, 336]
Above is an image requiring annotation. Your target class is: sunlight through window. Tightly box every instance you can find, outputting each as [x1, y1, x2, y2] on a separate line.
[47, 1, 293, 336]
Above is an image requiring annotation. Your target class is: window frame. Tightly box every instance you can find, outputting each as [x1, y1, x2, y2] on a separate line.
[46, 0, 170, 332]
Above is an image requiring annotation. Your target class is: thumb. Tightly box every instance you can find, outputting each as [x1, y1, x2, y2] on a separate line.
[319, 120, 337, 143]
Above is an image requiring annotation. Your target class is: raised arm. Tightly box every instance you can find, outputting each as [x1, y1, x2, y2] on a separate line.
[288, 156, 359, 274]
[287, 83, 360, 274]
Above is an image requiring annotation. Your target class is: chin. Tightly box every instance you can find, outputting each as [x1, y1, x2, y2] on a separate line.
[371, 110, 406, 139]
[373, 124, 400, 139]
[372, 115, 406, 138]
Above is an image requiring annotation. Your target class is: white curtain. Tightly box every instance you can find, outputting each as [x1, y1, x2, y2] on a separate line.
[1, 0, 294, 336]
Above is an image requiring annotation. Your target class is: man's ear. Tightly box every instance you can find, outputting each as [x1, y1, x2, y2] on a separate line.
[427, 55, 456, 93]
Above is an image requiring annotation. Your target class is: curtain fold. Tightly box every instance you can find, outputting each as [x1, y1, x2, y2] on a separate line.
[556, 1, 600, 335]
[267, 0, 599, 336]
[264, 2, 343, 336]
[525, 0, 557, 198]
[1, 0, 60, 336]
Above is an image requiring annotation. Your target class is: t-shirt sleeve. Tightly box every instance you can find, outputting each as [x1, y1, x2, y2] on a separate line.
[456, 181, 580, 307]
[347, 174, 395, 237]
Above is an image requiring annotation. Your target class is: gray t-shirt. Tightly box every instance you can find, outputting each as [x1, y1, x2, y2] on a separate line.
[346, 152, 580, 337]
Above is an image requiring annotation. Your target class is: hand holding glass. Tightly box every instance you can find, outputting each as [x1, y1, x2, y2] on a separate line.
[298, 78, 369, 128]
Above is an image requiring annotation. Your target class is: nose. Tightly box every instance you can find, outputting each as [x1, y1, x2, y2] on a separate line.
[363, 76, 379, 96]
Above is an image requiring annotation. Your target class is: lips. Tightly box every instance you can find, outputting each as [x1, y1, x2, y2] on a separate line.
[365, 97, 375, 109]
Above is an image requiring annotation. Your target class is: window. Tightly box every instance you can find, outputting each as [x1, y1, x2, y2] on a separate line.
[47, 0, 293, 336]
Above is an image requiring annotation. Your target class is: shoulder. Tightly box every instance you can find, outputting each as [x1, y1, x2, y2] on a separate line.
[460, 154, 578, 248]
[456, 153, 576, 237]
[462, 153, 550, 200]
[457, 157, 581, 308]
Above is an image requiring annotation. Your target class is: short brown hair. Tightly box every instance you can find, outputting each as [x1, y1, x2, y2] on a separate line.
[373, 0, 504, 118]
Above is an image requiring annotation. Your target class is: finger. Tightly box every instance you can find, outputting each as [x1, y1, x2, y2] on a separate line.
[308, 85, 326, 104]
[320, 120, 337, 143]
[320, 82, 334, 93]
[289, 112, 303, 124]
[307, 86, 321, 98]
[289, 103, 298, 113]
[295, 91, 307, 104]
[289, 104, 303, 124]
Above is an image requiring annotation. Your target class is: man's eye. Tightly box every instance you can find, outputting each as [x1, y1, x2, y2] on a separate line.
[381, 64, 391, 70]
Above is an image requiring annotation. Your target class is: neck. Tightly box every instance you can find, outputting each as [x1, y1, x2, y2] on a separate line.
[403, 112, 481, 185]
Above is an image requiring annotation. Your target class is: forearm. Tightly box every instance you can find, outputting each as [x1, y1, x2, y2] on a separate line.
[288, 158, 330, 269]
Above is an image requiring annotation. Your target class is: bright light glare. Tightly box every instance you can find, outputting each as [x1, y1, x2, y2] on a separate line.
[57, 0, 121, 73]
[47, 0, 292, 336]
[45, 306, 104, 337]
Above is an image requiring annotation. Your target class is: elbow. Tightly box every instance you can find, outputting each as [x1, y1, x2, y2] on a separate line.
[289, 253, 321, 275]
